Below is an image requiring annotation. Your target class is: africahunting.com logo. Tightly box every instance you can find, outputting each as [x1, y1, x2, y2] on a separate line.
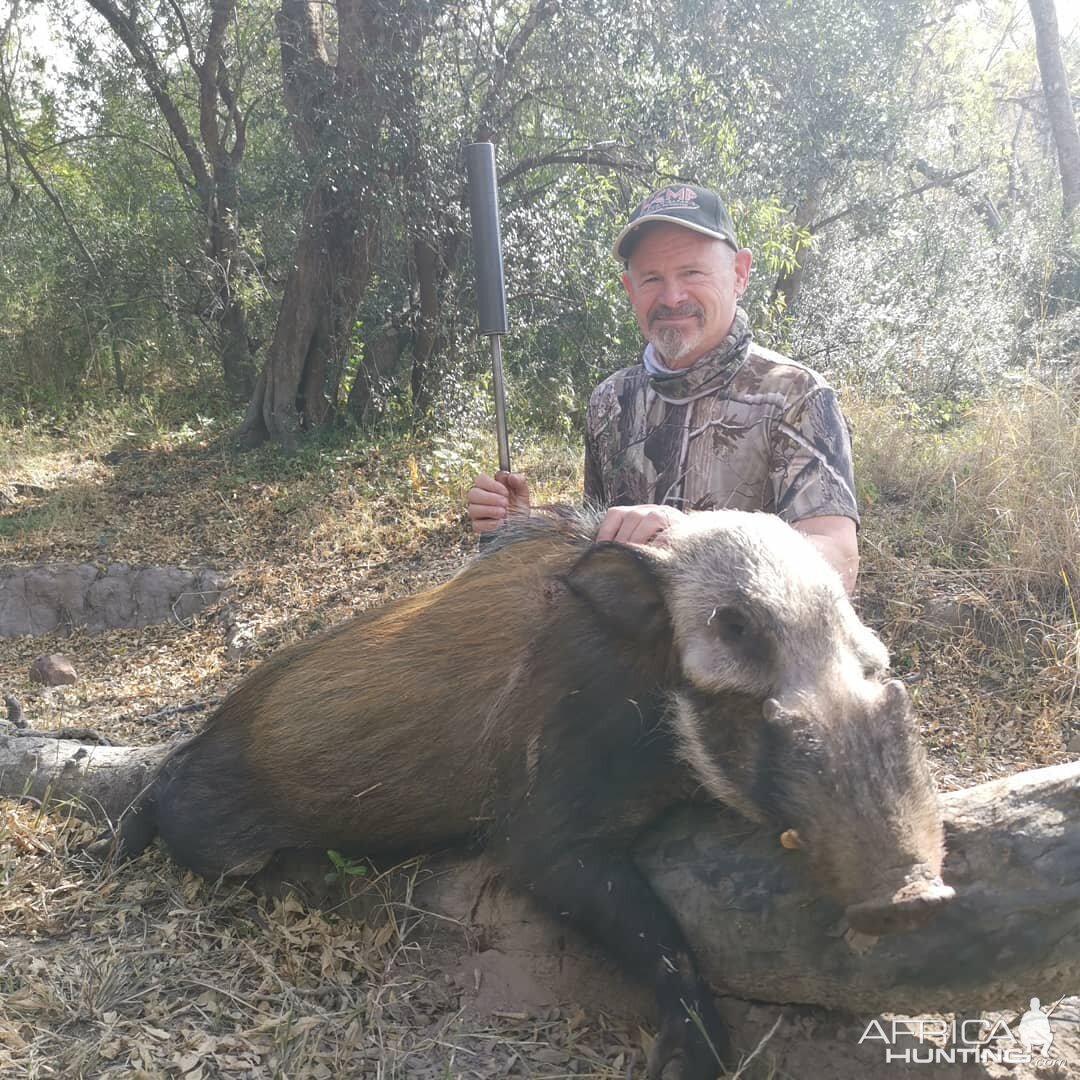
[859, 998, 1057, 1066]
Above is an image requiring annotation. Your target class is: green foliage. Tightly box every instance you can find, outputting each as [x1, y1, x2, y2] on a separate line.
[0, 0, 285, 407]
[789, 1, 1079, 403]
[1, 0, 1076, 444]
[326, 850, 369, 879]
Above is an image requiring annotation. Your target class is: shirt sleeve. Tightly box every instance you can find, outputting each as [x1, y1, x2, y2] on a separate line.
[583, 416, 606, 506]
[769, 387, 860, 526]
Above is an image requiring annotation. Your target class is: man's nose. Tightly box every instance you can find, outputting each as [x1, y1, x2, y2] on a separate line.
[657, 277, 688, 306]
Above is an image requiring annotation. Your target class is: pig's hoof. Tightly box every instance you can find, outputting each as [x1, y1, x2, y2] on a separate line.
[647, 1011, 727, 1079]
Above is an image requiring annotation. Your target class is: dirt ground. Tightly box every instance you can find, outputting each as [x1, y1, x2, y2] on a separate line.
[1, 427, 1077, 1078]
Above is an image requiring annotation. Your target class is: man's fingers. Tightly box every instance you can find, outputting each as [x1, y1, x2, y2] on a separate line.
[626, 515, 666, 545]
[468, 503, 506, 521]
[467, 499, 507, 535]
[595, 512, 620, 542]
[597, 507, 675, 546]
[620, 515, 665, 545]
[472, 472, 511, 497]
[466, 471, 531, 536]
[495, 471, 531, 502]
[468, 487, 508, 508]
[466, 501, 507, 522]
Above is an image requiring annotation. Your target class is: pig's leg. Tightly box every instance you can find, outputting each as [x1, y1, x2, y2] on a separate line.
[501, 837, 729, 1080]
[146, 745, 283, 878]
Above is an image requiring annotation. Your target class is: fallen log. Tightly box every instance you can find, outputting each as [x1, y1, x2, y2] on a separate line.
[639, 758, 1080, 1013]
[0, 731, 167, 822]
[0, 731, 1076, 1015]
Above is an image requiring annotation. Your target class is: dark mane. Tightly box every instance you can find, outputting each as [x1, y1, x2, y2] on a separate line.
[474, 503, 606, 558]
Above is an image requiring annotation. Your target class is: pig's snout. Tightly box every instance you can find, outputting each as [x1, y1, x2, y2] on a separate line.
[845, 870, 956, 935]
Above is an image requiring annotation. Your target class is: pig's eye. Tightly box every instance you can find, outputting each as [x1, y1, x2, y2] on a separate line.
[707, 605, 772, 664]
[706, 606, 750, 644]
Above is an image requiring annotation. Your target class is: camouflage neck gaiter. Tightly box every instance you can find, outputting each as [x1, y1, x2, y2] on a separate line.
[641, 305, 752, 404]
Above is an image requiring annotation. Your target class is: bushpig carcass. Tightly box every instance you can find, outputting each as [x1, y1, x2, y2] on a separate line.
[115, 508, 953, 1080]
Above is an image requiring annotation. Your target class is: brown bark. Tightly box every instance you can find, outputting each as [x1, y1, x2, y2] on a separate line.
[240, 181, 373, 447]
[770, 174, 827, 316]
[1028, 0, 1080, 216]
[238, 0, 386, 448]
[3, 730, 1077, 1017]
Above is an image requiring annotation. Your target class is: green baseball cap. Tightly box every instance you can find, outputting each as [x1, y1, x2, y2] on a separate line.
[612, 184, 739, 261]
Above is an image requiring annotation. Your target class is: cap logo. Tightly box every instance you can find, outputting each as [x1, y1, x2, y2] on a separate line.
[637, 185, 700, 216]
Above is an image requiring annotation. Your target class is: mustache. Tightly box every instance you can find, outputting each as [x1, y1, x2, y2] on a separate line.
[648, 303, 704, 325]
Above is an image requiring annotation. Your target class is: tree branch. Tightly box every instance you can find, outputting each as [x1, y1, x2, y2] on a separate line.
[0, 110, 102, 280]
[43, 130, 183, 170]
[474, 0, 560, 140]
[84, 0, 212, 204]
[810, 166, 979, 233]
[499, 144, 649, 186]
[165, 0, 199, 73]
[199, 0, 235, 167]
[218, 63, 247, 166]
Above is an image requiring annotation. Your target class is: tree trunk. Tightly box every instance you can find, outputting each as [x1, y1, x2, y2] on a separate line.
[771, 174, 828, 315]
[218, 299, 253, 399]
[1029, 0, 1080, 216]
[238, 182, 373, 448]
[210, 158, 255, 398]
[236, 0, 397, 448]
[3, 730, 1077, 1017]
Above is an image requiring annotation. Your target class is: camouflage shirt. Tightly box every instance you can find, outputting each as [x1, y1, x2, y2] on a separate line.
[583, 308, 859, 525]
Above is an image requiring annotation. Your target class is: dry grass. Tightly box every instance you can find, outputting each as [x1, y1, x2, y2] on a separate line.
[0, 802, 652, 1078]
[850, 378, 1079, 607]
[848, 380, 1078, 785]
[0, 398, 1076, 1077]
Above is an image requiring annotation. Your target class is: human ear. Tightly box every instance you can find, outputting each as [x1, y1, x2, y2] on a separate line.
[734, 249, 753, 293]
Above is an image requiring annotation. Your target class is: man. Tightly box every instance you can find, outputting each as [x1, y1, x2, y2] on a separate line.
[467, 184, 861, 592]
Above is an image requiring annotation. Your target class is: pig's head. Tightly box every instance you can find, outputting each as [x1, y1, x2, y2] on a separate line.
[654, 511, 954, 935]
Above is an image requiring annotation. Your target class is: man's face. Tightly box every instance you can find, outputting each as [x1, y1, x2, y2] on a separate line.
[620, 224, 752, 369]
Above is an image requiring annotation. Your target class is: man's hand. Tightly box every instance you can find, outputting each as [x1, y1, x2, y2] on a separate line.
[467, 471, 531, 534]
[595, 504, 685, 546]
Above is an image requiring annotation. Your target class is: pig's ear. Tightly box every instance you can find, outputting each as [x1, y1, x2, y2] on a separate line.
[562, 542, 671, 645]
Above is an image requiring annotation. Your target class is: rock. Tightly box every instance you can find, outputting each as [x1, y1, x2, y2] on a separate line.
[29, 654, 78, 686]
[0, 563, 231, 636]
[221, 601, 258, 661]
[3, 693, 26, 726]
[0, 482, 51, 507]
[1068, 733, 1080, 755]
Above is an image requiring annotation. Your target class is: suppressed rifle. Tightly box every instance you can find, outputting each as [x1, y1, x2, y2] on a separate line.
[465, 142, 511, 474]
